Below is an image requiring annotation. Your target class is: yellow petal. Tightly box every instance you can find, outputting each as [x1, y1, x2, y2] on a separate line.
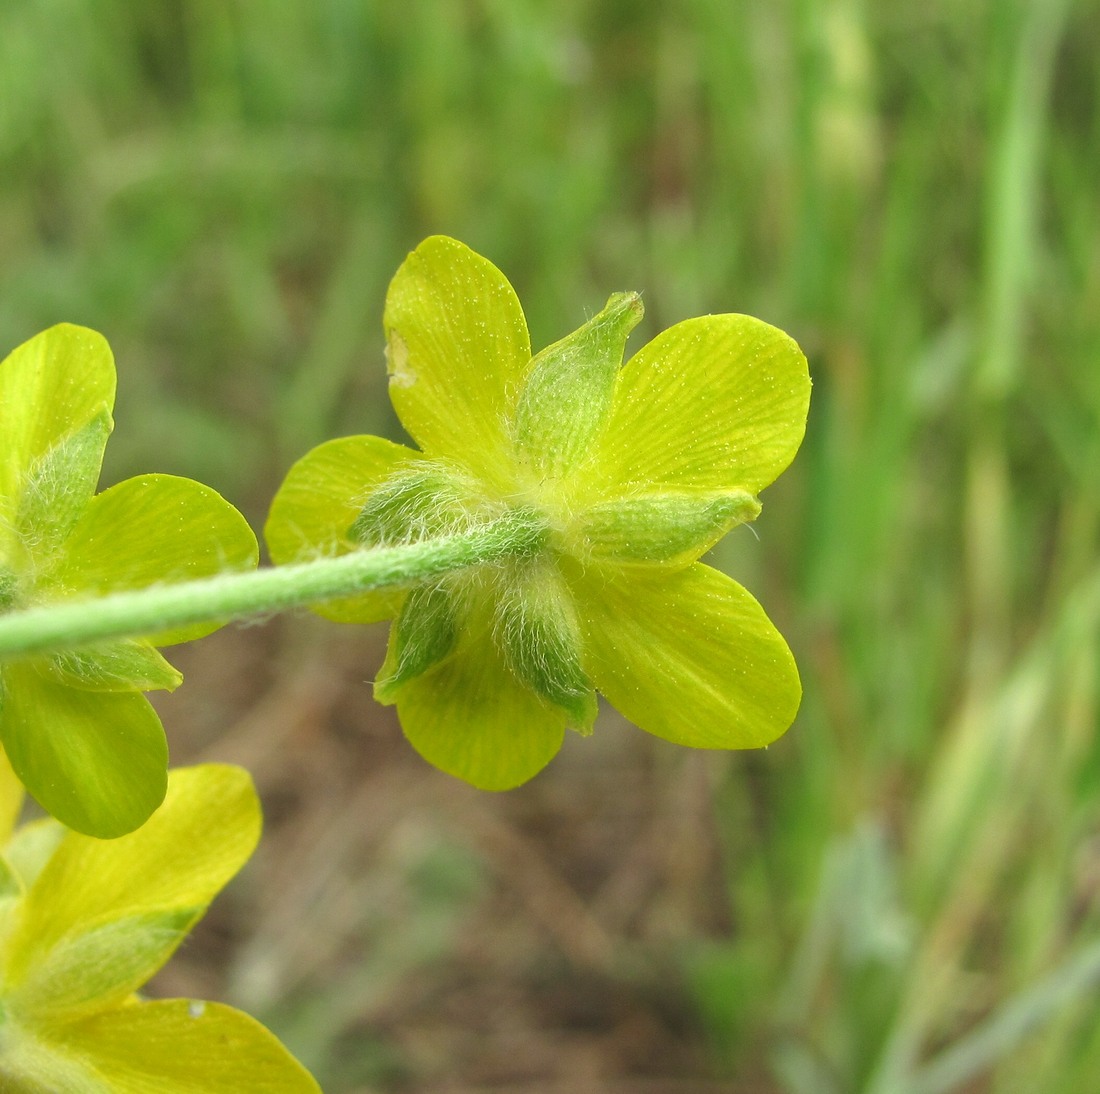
[393, 603, 566, 789]
[581, 315, 810, 502]
[41, 474, 258, 646]
[383, 236, 531, 488]
[3, 999, 320, 1093]
[0, 661, 168, 838]
[570, 561, 801, 748]
[0, 741, 25, 845]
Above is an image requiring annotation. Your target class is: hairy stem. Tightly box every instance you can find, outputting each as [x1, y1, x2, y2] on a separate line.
[0, 510, 547, 660]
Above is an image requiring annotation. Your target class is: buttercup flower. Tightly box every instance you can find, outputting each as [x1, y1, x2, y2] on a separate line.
[0, 325, 257, 837]
[0, 756, 320, 1093]
[267, 236, 810, 789]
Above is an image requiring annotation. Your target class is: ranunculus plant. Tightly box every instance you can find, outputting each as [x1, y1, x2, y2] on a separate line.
[266, 236, 810, 787]
[0, 325, 257, 837]
[0, 238, 810, 801]
[0, 237, 809, 1091]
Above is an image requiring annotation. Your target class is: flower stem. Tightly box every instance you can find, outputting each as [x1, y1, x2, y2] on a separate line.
[0, 509, 547, 660]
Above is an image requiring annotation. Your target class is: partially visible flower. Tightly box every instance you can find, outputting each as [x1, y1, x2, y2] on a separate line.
[0, 325, 257, 837]
[267, 237, 810, 789]
[0, 756, 320, 1093]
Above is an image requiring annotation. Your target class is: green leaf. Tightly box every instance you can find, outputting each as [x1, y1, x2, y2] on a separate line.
[4, 999, 321, 1093]
[265, 433, 415, 623]
[0, 661, 168, 838]
[570, 561, 801, 748]
[581, 314, 811, 502]
[47, 641, 183, 693]
[0, 325, 116, 554]
[395, 600, 566, 789]
[514, 292, 643, 479]
[42, 474, 258, 646]
[384, 235, 532, 490]
[15, 409, 112, 561]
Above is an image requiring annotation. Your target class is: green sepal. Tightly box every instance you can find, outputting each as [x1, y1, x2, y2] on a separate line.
[47, 640, 183, 693]
[15, 408, 112, 560]
[375, 584, 458, 703]
[513, 292, 643, 479]
[0, 324, 116, 552]
[349, 462, 478, 546]
[575, 491, 761, 567]
[10, 907, 200, 1023]
[493, 563, 597, 733]
[0, 566, 17, 611]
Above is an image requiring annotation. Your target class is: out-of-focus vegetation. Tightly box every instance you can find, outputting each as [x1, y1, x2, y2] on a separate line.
[3, 1, 1100, 1091]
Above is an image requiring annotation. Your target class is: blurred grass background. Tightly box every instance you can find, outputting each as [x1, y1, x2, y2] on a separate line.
[4, 0, 1100, 1090]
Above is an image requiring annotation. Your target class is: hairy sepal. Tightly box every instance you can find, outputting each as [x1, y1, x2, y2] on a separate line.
[349, 463, 480, 546]
[575, 491, 761, 566]
[513, 292, 643, 479]
[375, 584, 458, 703]
[494, 562, 597, 733]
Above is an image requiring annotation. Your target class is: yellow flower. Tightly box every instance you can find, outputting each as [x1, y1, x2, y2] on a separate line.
[267, 236, 810, 789]
[0, 325, 257, 837]
[0, 758, 319, 1093]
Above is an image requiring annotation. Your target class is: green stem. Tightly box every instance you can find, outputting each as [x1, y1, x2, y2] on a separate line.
[0, 510, 546, 661]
